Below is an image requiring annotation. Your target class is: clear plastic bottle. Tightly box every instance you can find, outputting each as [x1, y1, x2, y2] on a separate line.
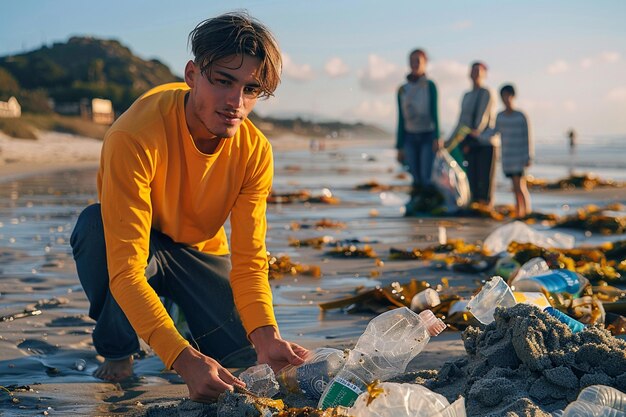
[410, 288, 441, 312]
[238, 363, 279, 398]
[562, 401, 625, 417]
[467, 276, 516, 324]
[558, 385, 626, 416]
[317, 307, 446, 409]
[348, 382, 466, 417]
[468, 276, 586, 333]
[512, 257, 549, 281]
[276, 347, 345, 401]
[510, 268, 588, 296]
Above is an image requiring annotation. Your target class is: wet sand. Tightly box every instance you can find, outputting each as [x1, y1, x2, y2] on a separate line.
[1, 132, 625, 415]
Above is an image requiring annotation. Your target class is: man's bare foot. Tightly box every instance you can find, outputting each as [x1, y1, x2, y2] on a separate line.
[94, 356, 134, 381]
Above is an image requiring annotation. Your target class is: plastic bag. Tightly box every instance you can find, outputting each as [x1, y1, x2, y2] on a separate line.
[431, 149, 471, 213]
[483, 221, 575, 254]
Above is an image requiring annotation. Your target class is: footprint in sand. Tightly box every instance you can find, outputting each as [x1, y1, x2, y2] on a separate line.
[17, 339, 59, 355]
[47, 315, 93, 327]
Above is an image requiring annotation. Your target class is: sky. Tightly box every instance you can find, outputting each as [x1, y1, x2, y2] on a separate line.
[2, 0, 626, 139]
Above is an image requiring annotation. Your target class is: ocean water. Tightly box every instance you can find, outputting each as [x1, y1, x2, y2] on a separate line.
[272, 135, 626, 218]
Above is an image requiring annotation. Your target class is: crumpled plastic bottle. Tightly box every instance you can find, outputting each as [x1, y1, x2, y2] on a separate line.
[512, 257, 550, 281]
[561, 385, 626, 416]
[276, 347, 346, 401]
[410, 288, 441, 312]
[317, 307, 446, 409]
[348, 382, 466, 417]
[238, 363, 279, 398]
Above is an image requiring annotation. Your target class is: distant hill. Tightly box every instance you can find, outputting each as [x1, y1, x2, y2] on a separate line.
[0, 36, 181, 113]
[248, 114, 390, 139]
[0, 36, 390, 140]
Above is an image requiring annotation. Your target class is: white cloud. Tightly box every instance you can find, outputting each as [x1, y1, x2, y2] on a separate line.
[349, 99, 394, 120]
[358, 54, 404, 93]
[600, 51, 620, 63]
[449, 20, 473, 31]
[324, 57, 350, 78]
[580, 51, 620, 69]
[547, 60, 569, 75]
[282, 53, 315, 81]
[606, 87, 626, 102]
[430, 60, 468, 86]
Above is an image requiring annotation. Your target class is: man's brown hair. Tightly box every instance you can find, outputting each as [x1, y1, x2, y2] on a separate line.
[188, 11, 282, 98]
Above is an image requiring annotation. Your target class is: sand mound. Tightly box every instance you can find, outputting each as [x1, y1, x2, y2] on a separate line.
[420, 303, 626, 416]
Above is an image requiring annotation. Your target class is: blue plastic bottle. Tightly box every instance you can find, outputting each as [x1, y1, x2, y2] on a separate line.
[545, 307, 585, 333]
[511, 269, 588, 297]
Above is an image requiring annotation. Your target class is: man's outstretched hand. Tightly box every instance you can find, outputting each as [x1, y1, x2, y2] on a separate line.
[250, 325, 309, 373]
[172, 346, 245, 402]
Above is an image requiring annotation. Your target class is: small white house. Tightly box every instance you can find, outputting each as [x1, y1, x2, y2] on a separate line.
[0, 97, 21, 118]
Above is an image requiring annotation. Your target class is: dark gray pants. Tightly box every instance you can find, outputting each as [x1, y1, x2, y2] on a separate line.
[465, 144, 496, 205]
[70, 204, 255, 367]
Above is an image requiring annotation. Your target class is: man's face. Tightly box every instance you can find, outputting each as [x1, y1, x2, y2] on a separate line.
[470, 64, 486, 84]
[184, 54, 262, 140]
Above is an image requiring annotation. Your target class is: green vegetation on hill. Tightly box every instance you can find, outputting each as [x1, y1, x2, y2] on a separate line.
[248, 114, 390, 139]
[0, 36, 181, 114]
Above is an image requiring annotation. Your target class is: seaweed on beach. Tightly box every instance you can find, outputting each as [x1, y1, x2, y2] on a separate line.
[275, 407, 352, 416]
[325, 244, 377, 259]
[354, 181, 409, 193]
[268, 254, 322, 280]
[389, 239, 495, 273]
[318, 279, 432, 311]
[268, 189, 340, 205]
[557, 208, 626, 235]
[288, 236, 335, 249]
[463, 202, 626, 235]
[314, 219, 347, 229]
[528, 172, 625, 190]
[508, 240, 626, 284]
[388, 239, 485, 261]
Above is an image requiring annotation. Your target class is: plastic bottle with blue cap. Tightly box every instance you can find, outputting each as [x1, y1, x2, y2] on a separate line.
[510, 259, 588, 297]
[467, 276, 586, 333]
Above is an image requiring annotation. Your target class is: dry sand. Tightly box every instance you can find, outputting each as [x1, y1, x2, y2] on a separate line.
[1, 130, 625, 416]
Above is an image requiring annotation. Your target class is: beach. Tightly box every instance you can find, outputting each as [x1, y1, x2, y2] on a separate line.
[1, 131, 626, 416]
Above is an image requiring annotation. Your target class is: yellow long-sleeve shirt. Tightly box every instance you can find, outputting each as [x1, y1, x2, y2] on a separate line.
[97, 82, 276, 368]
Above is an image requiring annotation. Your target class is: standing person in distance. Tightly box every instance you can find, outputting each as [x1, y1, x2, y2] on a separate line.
[449, 61, 497, 208]
[492, 84, 533, 217]
[70, 12, 308, 402]
[395, 49, 441, 214]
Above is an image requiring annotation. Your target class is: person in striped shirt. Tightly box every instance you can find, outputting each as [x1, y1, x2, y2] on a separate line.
[493, 84, 533, 217]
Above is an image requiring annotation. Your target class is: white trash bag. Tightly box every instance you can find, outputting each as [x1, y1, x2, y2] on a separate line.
[431, 149, 470, 214]
[483, 221, 575, 254]
[349, 382, 466, 417]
